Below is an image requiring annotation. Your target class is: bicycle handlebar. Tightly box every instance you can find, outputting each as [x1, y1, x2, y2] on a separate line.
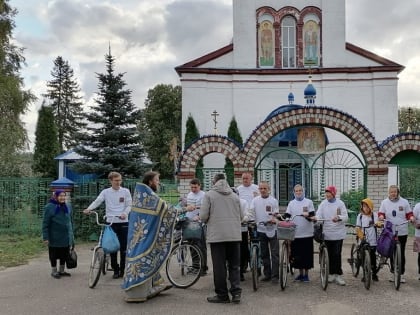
[87, 211, 120, 226]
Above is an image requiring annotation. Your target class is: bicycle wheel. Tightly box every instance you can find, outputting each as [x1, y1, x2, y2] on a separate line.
[319, 245, 329, 290]
[362, 248, 371, 290]
[251, 245, 259, 291]
[349, 243, 360, 277]
[166, 243, 202, 289]
[393, 242, 402, 290]
[88, 247, 104, 288]
[279, 242, 288, 290]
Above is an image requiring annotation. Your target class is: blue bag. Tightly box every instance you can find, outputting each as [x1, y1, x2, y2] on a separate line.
[102, 226, 120, 254]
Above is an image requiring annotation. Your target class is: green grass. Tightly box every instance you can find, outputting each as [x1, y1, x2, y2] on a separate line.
[0, 234, 46, 268]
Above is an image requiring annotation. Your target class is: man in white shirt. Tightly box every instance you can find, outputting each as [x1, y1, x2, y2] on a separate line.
[248, 181, 279, 283]
[237, 172, 259, 280]
[83, 171, 132, 279]
[185, 178, 208, 274]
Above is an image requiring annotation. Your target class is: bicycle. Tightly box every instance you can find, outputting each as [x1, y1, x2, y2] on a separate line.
[165, 209, 204, 289]
[347, 224, 375, 290]
[247, 220, 262, 291]
[87, 211, 118, 289]
[277, 214, 300, 290]
[313, 219, 329, 290]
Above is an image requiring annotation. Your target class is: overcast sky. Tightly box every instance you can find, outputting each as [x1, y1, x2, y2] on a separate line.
[11, 0, 420, 150]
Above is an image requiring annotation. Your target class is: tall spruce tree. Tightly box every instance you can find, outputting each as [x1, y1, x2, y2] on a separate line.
[225, 116, 243, 186]
[0, 1, 36, 176]
[139, 84, 181, 179]
[44, 56, 85, 152]
[72, 49, 145, 178]
[32, 102, 60, 178]
[184, 114, 203, 180]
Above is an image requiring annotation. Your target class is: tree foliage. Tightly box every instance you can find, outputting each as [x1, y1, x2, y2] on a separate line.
[43, 56, 85, 152]
[398, 107, 420, 133]
[225, 116, 243, 186]
[32, 102, 60, 178]
[72, 50, 145, 178]
[0, 0, 36, 176]
[139, 84, 181, 179]
[184, 113, 203, 180]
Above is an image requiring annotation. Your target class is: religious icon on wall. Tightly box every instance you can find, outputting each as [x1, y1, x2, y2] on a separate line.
[259, 20, 274, 67]
[297, 127, 325, 154]
[303, 20, 319, 66]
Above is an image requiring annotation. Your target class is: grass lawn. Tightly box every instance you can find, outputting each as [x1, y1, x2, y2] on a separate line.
[0, 234, 46, 268]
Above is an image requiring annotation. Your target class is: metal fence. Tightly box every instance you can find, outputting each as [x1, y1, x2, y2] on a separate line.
[0, 178, 179, 240]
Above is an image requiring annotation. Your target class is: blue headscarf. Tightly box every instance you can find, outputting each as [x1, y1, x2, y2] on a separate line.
[293, 185, 305, 202]
[49, 189, 69, 214]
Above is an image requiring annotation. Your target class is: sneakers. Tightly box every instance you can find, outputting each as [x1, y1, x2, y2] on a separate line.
[335, 275, 346, 286]
[207, 295, 230, 304]
[59, 271, 71, 277]
[51, 271, 61, 279]
[231, 294, 241, 304]
[328, 274, 336, 283]
[301, 275, 310, 282]
[113, 272, 120, 279]
[294, 274, 303, 281]
[372, 274, 379, 282]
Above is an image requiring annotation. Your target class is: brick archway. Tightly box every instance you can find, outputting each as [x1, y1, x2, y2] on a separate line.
[379, 133, 420, 164]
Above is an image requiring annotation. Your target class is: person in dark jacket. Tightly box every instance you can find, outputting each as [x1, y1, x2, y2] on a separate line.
[42, 190, 74, 279]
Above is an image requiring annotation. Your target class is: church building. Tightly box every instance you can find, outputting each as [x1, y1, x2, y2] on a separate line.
[175, 0, 420, 208]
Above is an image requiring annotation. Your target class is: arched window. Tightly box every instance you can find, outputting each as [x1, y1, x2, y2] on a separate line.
[281, 16, 296, 68]
[258, 14, 274, 67]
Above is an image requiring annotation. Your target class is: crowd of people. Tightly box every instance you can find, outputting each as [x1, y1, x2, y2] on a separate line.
[42, 171, 420, 304]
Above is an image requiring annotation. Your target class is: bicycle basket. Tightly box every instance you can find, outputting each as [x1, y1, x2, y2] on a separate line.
[277, 221, 296, 240]
[182, 220, 202, 240]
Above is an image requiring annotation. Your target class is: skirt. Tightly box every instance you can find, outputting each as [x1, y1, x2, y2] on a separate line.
[290, 237, 314, 270]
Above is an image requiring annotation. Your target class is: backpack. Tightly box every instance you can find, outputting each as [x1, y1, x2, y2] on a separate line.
[376, 221, 394, 258]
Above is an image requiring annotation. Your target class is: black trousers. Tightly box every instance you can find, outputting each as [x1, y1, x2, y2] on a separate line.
[390, 235, 407, 275]
[191, 224, 208, 271]
[48, 246, 69, 268]
[325, 239, 343, 275]
[110, 222, 128, 274]
[240, 231, 250, 273]
[210, 241, 241, 298]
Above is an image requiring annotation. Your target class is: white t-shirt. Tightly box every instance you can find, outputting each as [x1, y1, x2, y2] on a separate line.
[249, 195, 279, 237]
[237, 184, 259, 206]
[286, 198, 315, 238]
[378, 197, 412, 236]
[356, 212, 379, 246]
[413, 203, 420, 237]
[185, 190, 205, 220]
[316, 198, 348, 240]
[87, 187, 132, 223]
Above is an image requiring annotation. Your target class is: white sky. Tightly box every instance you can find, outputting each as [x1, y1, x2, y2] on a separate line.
[11, 0, 420, 150]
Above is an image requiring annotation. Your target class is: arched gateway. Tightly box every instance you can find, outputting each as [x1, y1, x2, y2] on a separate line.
[177, 106, 420, 208]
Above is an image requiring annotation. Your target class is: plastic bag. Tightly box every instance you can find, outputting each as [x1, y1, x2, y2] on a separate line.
[376, 221, 394, 258]
[102, 226, 120, 254]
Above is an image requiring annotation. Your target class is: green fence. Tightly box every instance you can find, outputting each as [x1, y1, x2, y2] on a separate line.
[0, 178, 179, 240]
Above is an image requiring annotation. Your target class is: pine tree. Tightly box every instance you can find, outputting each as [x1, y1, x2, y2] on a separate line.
[0, 1, 36, 176]
[184, 114, 203, 180]
[72, 49, 145, 178]
[44, 56, 85, 152]
[32, 102, 60, 178]
[225, 116, 243, 186]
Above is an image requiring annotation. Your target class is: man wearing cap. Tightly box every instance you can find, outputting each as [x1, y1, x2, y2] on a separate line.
[315, 185, 348, 286]
[378, 185, 414, 283]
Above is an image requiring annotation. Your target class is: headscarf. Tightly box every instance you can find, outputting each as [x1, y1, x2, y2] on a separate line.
[293, 184, 305, 201]
[49, 189, 69, 214]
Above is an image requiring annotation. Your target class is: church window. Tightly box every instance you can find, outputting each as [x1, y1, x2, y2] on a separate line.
[281, 16, 296, 68]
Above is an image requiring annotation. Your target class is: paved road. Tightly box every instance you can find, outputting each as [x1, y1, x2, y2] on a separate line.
[1, 240, 420, 315]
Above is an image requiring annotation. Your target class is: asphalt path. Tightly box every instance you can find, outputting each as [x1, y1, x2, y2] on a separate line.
[1, 239, 420, 315]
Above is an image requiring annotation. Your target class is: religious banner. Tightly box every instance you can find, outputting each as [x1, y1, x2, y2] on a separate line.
[297, 127, 326, 154]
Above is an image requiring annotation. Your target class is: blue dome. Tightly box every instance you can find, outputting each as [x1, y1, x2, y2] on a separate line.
[304, 83, 316, 96]
[288, 92, 294, 103]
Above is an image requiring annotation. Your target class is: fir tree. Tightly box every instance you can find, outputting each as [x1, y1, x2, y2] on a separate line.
[72, 48, 145, 178]
[0, 0, 36, 176]
[225, 116, 243, 186]
[44, 56, 85, 152]
[32, 102, 60, 178]
[184, 114, 203, 180]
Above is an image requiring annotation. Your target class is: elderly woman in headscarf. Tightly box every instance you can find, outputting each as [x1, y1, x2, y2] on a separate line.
[284, 184, 316, 282]
[42, 189, 74, 279]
